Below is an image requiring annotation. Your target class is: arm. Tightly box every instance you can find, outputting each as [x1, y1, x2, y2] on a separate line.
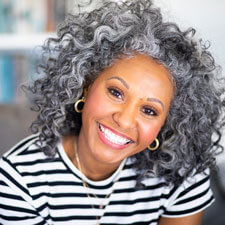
[159, 169, 214, 225]
[158, 211, 204, 225]
[0, 156, 48, 225]
[0, 179, 48, 225]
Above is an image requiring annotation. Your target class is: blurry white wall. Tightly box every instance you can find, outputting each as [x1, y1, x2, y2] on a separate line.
[155, 0, 225, 74]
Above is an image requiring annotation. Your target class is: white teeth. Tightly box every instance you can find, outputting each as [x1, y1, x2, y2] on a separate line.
[99, 123, 131, 146]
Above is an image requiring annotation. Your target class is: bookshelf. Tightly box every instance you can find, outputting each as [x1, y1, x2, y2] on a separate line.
[0, 0, 71, 104]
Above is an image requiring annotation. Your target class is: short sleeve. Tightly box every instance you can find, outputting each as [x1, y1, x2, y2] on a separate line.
[0, 155, 48, 225]
[162, 168, 215, 218]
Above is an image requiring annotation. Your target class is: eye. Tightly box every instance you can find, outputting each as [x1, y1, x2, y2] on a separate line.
[142, 106, 158, 117]
[107, 87, 123, 100]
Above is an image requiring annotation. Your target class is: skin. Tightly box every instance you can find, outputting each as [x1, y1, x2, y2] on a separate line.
[158, 211, 204, 225]
[74, 53, 173, 179]
[63, 53, 203, 224]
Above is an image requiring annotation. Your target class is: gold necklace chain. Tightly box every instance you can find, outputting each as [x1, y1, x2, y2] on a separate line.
[74, 142, 124, 225]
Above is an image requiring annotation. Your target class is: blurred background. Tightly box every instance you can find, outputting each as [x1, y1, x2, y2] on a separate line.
[0, 0, 224, 224]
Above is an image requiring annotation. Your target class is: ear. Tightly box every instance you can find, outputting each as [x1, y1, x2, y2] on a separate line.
[83, 84, 92, 99]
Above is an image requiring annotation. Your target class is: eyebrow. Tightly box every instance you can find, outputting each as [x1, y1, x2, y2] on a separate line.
[147, 98, 164, 111]
[107, 76, 129, 89]
[107, 76, 164, 110]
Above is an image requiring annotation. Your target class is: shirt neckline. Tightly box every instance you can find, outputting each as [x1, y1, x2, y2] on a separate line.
[57, 140, 126, 186]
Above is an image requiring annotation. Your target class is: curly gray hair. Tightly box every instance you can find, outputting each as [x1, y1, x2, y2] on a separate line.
[24, 0, 225, 187]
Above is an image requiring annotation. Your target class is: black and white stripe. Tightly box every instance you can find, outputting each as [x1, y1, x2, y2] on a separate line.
[0, 136, 214, 225]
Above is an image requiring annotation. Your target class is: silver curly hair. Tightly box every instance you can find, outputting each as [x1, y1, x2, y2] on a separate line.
[24, 0, 225, 187]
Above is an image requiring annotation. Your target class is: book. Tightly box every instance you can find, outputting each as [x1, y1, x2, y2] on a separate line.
[0, 55, 15, 103]
[0, 0, 70, 103]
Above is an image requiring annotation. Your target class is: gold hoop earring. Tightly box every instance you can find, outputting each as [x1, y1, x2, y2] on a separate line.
[148, 138, 159, 151]
[74, 97, 85, 113]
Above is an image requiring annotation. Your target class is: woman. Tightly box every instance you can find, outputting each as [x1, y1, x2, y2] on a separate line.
[0, 0, 224, 224]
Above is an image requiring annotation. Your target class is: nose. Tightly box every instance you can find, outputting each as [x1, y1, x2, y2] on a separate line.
[112, 102, 137, 130]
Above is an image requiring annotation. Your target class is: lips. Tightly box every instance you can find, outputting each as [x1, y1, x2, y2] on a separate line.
[97, 122, 134, 149]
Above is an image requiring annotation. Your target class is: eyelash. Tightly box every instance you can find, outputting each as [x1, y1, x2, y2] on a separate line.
[107, 87, 158, 117]
[141, 106, 158, 117]
[107, 87, 124, 100]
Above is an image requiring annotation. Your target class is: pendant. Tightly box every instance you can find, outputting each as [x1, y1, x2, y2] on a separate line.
[99, 204, 103, 209]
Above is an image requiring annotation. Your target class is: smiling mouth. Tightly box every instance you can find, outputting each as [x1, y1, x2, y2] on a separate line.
[98, 123, 133, 146]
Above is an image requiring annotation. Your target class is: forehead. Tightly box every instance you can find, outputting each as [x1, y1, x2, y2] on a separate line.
[97, 54, 173, 91]
[90, 54, 174, 111]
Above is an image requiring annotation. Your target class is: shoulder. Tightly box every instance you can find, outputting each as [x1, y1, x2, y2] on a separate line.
[0, 135, 56, 224]
[129, 162, 214, 218]
[0, 135, 63, 199]
[2, 134, 40, 159]
[0, 134, 47, 168]
[162, 169, 214, 218]
[0, 134, 51, 186]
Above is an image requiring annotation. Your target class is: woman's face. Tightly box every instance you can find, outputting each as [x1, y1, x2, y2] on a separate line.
[79, 54, 174, 166]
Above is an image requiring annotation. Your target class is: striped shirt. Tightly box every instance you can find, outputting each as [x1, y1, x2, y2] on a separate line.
[0, 135, 214, 225]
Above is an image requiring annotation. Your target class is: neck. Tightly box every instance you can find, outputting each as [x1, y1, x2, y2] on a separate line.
[62, 134, 121, 181]
[76, 150, 118, 181]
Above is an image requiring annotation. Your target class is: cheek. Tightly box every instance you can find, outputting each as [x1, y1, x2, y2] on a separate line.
[138, 121, 162, 146]
[83, 89, 111, 119]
